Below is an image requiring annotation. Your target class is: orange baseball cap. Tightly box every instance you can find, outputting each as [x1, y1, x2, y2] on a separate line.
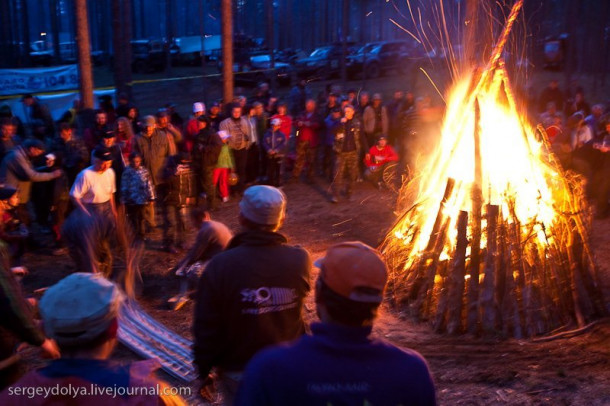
[315, 241, 388, 303]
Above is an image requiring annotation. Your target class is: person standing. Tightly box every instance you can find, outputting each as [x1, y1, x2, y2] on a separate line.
[362, 93, 389, 148]
[236, 241, 437, 406]
[193, 185, 310, 404]
[330, 105, 367, 203]
[219, 104, 251, 195]
[262, 118, 287, 187]
[185, 102, 206, 154]
[62, 147, 117, 276]
[292, 99, 322, 183]
[120, 152, 155, 241]
[192, 116, 223, 210]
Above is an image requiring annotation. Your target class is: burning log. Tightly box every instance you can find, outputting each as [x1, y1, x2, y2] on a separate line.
[446, 210, 468, 334]
[481, 205, 499, 332]
[467, 98, 483, 334]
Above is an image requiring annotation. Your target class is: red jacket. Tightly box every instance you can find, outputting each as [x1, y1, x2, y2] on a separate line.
[295, 112, 322, 147]
[364, 144, 399, 170]
[270, 114, 293, 141]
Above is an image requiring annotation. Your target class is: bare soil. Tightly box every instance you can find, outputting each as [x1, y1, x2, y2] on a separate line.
[18, 176, 610, 405]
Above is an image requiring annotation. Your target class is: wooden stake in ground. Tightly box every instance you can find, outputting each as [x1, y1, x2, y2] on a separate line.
[446, 210, 469, 334]
[467, 98, 483, 334]
[481, 204, 499, 332]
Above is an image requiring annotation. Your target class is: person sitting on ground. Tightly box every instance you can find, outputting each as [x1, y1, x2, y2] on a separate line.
[364, 135, 399, 188]
[193, 185, 311, 404]
[262, 118, 287, 187]
[0, 272, 185, 405]
[236, 241, 437, 406]
[120, 152, 155, 242]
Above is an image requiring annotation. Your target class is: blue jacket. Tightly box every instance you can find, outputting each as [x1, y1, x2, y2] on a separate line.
[236, 322, 436, 406]
[262, 129, 287, 156]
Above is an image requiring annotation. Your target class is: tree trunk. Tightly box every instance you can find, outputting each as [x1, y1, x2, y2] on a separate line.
[111, 0, 126, 96]
[21, 0, 31, 66]
[50, 0, 60, 62]
[266, 0, 276, 91]
[74, 0, 94, 108]
[221, 0, 233, 103]
[341, 0, 349, 86]
[464, 0, 479, 66]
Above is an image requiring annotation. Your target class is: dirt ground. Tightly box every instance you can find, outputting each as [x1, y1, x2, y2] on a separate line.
[17, 175, 610, 406]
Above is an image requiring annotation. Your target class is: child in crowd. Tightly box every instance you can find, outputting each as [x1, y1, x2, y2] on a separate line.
[262, 118, 287, 187]
[120, 152, 155, 241]
[213, 131, 235, 203]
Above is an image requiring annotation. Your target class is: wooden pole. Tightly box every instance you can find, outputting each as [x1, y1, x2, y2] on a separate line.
[447, 210, 469, 334]
[467, 98, 483, 334]
[74, 0, 94, 109]
[221, 0, 234, 103]
[481, 205, 499, 332]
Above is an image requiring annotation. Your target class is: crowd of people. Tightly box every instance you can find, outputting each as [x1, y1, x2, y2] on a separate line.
[0, 75, 608, 404]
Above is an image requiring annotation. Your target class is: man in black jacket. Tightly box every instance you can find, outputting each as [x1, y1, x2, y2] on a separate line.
[192, 116, 222, 210]
[193, 185, 311, 404]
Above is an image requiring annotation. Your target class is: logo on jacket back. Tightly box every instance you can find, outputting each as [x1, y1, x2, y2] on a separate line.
[240, 287, 298, 314]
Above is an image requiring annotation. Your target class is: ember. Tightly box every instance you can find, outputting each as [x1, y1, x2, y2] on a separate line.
[382, 0, 606, 337]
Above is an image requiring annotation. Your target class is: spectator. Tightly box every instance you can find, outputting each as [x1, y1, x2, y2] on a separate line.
[0, 139, 62, 226]
[363, 93, 389, 148]
[193, 185, 310, 404]
[387, 90, 405, 146]
[159, 152, 197, 253]
[115, 92, 131, 118]
[236, 241, 436, 406]
[207, 102, 224, 133]
[262, 118, 287, 187]
[356, 91, 370, 118]
[538, 79, 565, 113]
[185, 102, 206, 153]
[192, 116, 223, 210]
[213, 131, 235, 204]
[0, 189, 28, 265]
[364, 135, 399, 187]
[0, 118, 19, 162]
[166, 103, 184, 129]
[157, 110, 183, 156]
[20, 94, 53, 138]
[245, 104, 262, 184]
[114, 116, 135, 163]
[330, 105, 367, 203]
[49, 123, 89, 185]
[320, 92, 339, 120]
[270, 101, 292, 142]
[564, 90, 591, 118]
[83, 110, 110, 152]
[127, 106, 141, 135]
[0, 194, 60, 392]
[0, 272, 185, 405]
[120, 151, 155, 241]
[220, 104, 251, 195]
[289, 79, 312, 117]
[292, 99, 322, 183]
[98, 95, 117, 126]
[585, 104, 605, 137]
[322, 107, 342, 181]
[539, 102, 563, 129]
[134, 114, 171, 193]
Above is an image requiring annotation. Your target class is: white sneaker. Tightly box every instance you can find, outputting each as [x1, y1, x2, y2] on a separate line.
[222, 196, 230, 203]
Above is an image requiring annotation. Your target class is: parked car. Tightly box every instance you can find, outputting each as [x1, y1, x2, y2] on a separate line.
[29, 41, 53, 66]
[59, 42, 105, 65]
[131, 40, 166, 73]
[220, 54, 293, 87]
[294, 43, 357, 80]
[347, 40, 423, 79]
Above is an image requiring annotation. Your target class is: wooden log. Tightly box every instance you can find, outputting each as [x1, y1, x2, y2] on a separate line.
[481, 205, 499, 332]
[567, 231, 586, 327]
[467, 99, 483, 334]
[447, 211, 469, 334]
[495, 217, 507, 327]
[433, 261, 451, 332]
[408, 178, 455, 301]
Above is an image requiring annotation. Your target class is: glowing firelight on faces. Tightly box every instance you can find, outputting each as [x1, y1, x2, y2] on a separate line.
[392, 71, 560, 267]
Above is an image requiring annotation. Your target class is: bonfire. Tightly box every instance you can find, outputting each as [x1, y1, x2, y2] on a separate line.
[381, 0, 606, 337]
